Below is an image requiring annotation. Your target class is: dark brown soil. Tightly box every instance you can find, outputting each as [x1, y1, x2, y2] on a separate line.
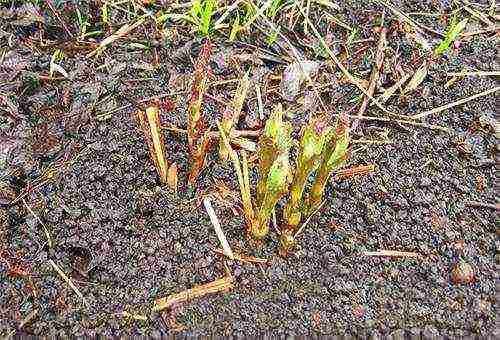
[0, 0, 498, 337]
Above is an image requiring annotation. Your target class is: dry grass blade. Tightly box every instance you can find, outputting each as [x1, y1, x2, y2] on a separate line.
[356, 27, 387, 122]
[88, 18, 145, 57]
[344, 114, 448, 132]
[22, 198, 52, 248]
[46, 0, 72, 37]
[403, 61, 428, 94]
[118, 311, 148, 321]
[463, 5, 495, 28]
[48, 259, 89, 306]
[203, 197, 235, 259]
[465, 201, 500, 210]
[412, 86, 500, 120]
[296, 6, 403, 120]
[219, 72, 251, 160]
[294, 200, 325, 239]
[153, 275, 234, 312]
[376, 0, 444, 37]
[362, 250, 422, 258]
[372, 72, 412, 106]
[217, 121, 255, 227]
[137, 106, 169, 184]
[212, 248, 268, 264]
[446, 70, 500, 77]
[5, 309, 38, 339]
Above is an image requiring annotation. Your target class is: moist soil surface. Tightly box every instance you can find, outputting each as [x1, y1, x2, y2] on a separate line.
[0, 0, 498, 337]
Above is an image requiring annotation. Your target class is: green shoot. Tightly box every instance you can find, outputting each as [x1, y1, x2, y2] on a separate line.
[190, 0, 218, 36]
[229, 14, 240, 41]
[266, 0, 285, 18]
[305, 114, 350, 216]
[281, 116, 330, 251]
[267, 26, 281, 46]
[435, 17, 468, 55]
[102, 2, 109, 26]
[252, 104, 293, 239]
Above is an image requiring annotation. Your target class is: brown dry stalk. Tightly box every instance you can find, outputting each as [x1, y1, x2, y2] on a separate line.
[356, 27, 387, 121]
[336, 164, 375, 180]
[188, 40, 213, 184]
[153, 275, 234, 312]
[136, 106, 169, 184]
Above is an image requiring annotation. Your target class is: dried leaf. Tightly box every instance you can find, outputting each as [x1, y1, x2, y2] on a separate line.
[280, 61, 320, 101]
[336, 164, 375, 180]
[403, 62, 428, 94]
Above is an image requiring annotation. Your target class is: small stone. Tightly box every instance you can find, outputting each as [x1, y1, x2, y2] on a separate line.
[422, 325, 439, 339]
[420, 177, 432, 187]
[387, 329, 406, 340]
[451, 259, 474, 284]
[173, 242, 182, 254]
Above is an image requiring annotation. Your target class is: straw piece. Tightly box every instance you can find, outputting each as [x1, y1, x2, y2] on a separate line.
[153, 275, 234, 312]
[203, 197, 235, 259]
[362, 250, 422, 258]
[49, 259, 89, 306]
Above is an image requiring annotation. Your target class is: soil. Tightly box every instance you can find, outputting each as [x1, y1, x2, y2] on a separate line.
[0, 0, 498, 337]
